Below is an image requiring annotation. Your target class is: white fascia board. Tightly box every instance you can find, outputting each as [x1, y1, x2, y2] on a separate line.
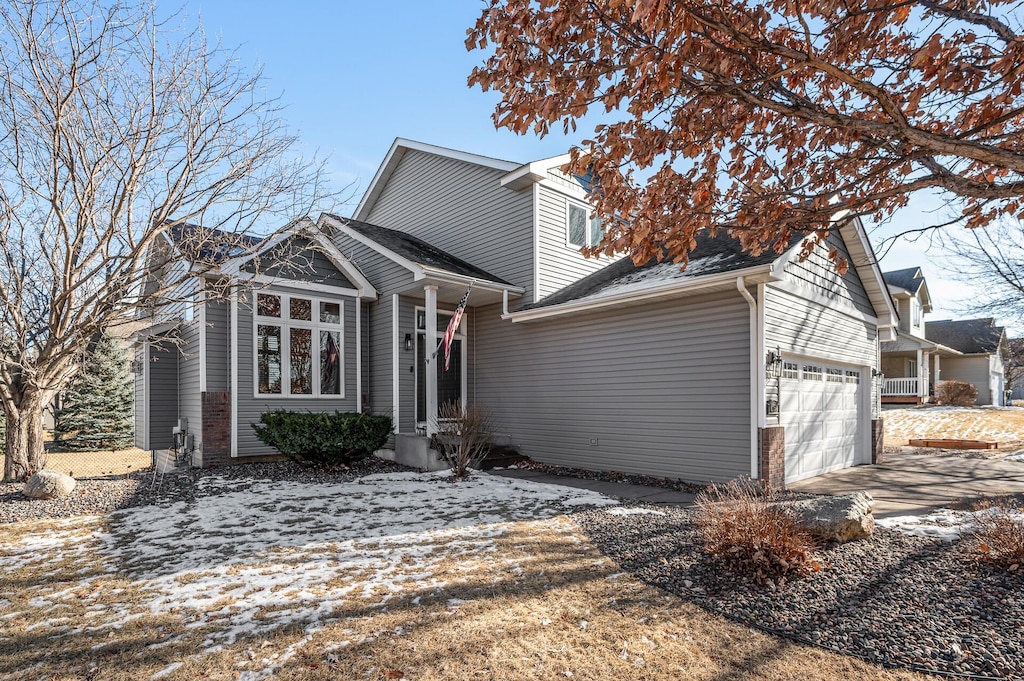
[501, 153, 573, 191]
[355, 138, 520, 219]
[215, 216, 312, 277]
[216, 218, 378, 300]
[242, 273, 362, 298]
[836, 214, 900, 323]
[321, 214, 424, 278]
[419, 267, 525, 296]
[505, 265, 775, 323]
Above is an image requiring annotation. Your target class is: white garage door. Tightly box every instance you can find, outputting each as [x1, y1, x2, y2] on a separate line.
[780, 360, 864, 483]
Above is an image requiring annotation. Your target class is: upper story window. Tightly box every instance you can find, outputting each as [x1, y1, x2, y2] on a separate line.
[255, 292, 343, 398]
[911, 298, 921, 327]
[567, 201, 604, 249]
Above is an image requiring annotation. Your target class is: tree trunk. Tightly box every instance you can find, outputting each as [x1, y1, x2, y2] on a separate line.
[3, 396, 48, 482]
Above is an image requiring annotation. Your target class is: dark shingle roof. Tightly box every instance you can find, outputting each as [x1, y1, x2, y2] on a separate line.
[527, 230, 800, 310]
[329, 216, 513, 286]
[166, 223, 265, 264]
[925, 318, 1005, 354]
[883, 267, 925, 294]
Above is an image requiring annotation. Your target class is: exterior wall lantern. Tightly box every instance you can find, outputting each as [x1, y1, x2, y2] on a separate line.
[404, 333, 413, 352]
[872, 368, 885, 381]
[765, 346, 783, 379]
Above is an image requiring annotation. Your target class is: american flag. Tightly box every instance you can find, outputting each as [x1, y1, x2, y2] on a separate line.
[442, 285, 471, 371]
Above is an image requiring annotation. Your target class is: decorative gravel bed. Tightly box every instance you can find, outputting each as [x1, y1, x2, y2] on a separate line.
[515, 459, 706, 494]
[0, 457, 411, 524]
[575, 504, 1024, 680]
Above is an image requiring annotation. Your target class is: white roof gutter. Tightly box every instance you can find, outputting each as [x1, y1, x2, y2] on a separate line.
[504, 264, 776, 323]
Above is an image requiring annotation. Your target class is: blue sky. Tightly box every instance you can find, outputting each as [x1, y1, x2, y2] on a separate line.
[189, 1, 1008, 332]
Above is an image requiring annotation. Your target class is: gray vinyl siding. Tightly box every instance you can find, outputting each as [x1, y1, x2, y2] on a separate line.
[536, 184, 620, 299]
[243, 236, 357, 289]
[785, 231, 874, 316]
[327, 234, 416, 427]
[941, 356, 993, 404]
[234, 284, 358, 456]
[764, 285, 879, 415]
[206, 300, 230, 392]
[178, 322, 203, 450]
[361, 149, 535, 300]
[147, 340, 179, 450]
[134, 345, 146, 449]
[472, 291, 752, 483]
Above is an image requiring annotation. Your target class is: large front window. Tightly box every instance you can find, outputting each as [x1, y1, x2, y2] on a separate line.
[255, 292, 344, 397]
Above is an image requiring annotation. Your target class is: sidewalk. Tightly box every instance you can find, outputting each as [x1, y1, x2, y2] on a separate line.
[490, 468, 695, 506]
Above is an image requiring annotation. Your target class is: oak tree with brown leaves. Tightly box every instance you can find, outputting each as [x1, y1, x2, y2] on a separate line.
[467, 0, 1024, 269]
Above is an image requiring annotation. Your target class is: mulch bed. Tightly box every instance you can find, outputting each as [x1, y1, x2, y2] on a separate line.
[574, 504, 1023, 680]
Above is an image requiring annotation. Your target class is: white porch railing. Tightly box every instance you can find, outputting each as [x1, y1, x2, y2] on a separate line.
[882, 377, 921, 396]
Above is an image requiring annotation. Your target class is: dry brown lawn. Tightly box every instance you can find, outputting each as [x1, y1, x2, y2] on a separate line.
[1, 447, 150, 479]
[884, 406, 1024, 450]
[0, 513, 936, 681]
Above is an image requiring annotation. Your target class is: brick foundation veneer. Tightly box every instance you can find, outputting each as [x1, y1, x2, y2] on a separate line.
[871, 418, 885, 464]
[758, 426, 786, 492]
[200, 391, 231, 467]
[198, 391, 288, 468]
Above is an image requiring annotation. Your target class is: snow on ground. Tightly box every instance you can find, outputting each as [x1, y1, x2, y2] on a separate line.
[876, 510, 973, 542]
[0, 471, 617, 678]
[883, 406, 1024, 446]
[877, 505, 1024, 542]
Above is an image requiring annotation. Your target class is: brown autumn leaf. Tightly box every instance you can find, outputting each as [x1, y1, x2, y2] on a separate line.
[467, 0, 1024, 269]
[384, 670, 405, 679]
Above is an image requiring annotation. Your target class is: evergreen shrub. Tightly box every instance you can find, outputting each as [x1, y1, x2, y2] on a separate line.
[54, 333, 134, 450]
[252, 411, 392, 466]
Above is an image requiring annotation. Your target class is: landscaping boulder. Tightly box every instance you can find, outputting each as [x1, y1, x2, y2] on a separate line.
[784, 492, 875, 543]
[23, 470, 77, 499]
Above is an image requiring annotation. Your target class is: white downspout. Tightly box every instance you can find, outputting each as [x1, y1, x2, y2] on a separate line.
[737, 277, 759, 479]
[355, 299, 362, 413]
[229, 287, 238, 458]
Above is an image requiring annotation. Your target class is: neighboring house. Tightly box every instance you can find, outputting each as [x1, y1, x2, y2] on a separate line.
[135, 138, 900, 488]
[879, 267, 1007, 405]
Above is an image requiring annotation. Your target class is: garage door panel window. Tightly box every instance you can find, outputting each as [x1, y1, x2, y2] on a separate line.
[782, 361, 799, 379]
[845, 370, 860, 384]
[826, 368, 844, 383]
[803, 365, 823, 381]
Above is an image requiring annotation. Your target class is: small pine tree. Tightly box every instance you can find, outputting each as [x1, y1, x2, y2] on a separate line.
[55, 333, 134, 450]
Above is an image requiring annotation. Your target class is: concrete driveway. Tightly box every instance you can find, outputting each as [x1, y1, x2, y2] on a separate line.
[789, 452, 1024, 518]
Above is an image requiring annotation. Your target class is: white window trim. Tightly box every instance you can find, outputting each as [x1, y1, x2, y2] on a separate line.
[413, 305, 468, 429]
[565, 199, 602, 249]
[252, 291, 345, 399]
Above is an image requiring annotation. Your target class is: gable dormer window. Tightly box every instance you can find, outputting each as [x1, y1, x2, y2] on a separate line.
[912, 298, 921, 327]
[567, 201, 603, 249]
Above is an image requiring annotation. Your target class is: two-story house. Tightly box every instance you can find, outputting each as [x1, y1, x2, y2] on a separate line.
[135, 138, 899, 488]
[880, 267, 1007, 405]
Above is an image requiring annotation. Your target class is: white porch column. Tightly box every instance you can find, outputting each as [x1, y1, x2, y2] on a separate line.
[921, 348, 929, 395]
[933, 353, 941, 384]
[424, 285, 438, 436]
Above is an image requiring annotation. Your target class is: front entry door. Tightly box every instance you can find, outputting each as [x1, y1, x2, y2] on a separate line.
[415, 308, 466, 429]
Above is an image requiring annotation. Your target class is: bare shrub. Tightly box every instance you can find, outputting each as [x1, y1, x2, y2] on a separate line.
[966, 496, 1024, 570]
[431, 402, 494, 478]
[935, 380, 979, 406]
[694, 479, 819, 585]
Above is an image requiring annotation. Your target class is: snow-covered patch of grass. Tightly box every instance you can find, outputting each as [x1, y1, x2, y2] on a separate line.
[0, 470, 617, 679]
[883, 406, 1024, 447]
